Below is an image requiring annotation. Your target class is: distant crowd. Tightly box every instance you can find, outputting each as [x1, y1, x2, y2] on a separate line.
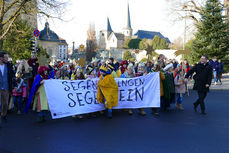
[0, 51, 223, 123]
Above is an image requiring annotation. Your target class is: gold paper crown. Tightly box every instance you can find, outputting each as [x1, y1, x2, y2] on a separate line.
[100, 64, 108, 73]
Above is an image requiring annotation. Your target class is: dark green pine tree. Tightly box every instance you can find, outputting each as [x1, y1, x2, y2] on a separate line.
[3, 19, 33, 63]
[192, 0, 229, 67]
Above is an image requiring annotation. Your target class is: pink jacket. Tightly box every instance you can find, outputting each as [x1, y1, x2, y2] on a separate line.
[174, 75, 186, 94]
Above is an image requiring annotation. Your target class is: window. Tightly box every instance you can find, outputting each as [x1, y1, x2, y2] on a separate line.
[102, 33, 104, 36]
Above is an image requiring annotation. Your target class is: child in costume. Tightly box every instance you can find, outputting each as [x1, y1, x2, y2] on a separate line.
[116, 60, 128, 78]
[174, 70, 187, 110]
[71, 66, 85, 81]
[56, 65, 69, 80]
[24, 66, 51, 122]
[97, 64, 118, 118]
[151, 64, 165, 116]
[107, 64, 118, 78]
[12, 73, 26, 114]
[163, 63, 176, 108]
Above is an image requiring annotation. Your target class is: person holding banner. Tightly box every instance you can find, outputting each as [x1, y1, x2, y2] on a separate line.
[135, 62, 147, 116]
[71, 67, 85, 119]
[85, 65, 96, 79]
[56, 65, 69, 80]
[71, 66, 84, 80]
[24, 66, 51, 122]
[120, 63, 135, 115]
[97, 64, 118, 118]
[151, 63, 165, 116]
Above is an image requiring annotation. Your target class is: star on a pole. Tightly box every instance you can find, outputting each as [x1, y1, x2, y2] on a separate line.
[100, 51, 106, 60]
[78, 58, 86, 67]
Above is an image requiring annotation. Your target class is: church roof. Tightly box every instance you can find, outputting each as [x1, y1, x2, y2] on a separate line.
[114, 33, 125, 40]
[108, 32, 125, 41]
[39, 22, 60, 42]
[134, 30, 171, 43]
[107, 17, 113, 32]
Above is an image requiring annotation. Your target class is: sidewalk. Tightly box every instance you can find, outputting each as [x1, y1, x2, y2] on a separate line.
[188, 73, 229, 90]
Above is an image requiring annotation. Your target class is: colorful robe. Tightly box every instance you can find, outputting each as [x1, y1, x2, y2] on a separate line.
[24, 74, 50, 113]
[97, 74, 118, 109]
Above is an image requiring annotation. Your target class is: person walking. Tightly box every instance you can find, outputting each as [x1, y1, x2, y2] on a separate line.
[185, 55, 213, 115]
[0, 51, 15, 124]
[209, 56, 218, 85]
[217, 59, 223, 85]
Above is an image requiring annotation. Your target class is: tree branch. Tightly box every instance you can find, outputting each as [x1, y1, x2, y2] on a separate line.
[2, 0, 28, 25]
[3, 0, 20, 14]
[0, 14, 19, 40]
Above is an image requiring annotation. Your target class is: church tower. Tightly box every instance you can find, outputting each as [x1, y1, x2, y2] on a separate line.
[123, 3, 133, 38]
[99, 17, 113, 50]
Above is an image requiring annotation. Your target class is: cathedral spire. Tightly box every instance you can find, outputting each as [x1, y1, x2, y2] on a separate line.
[107, 17, 113, 32]
[127, 3, 132, 29]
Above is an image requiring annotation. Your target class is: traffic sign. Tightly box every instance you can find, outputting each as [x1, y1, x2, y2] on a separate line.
[33, 29, 40, 37]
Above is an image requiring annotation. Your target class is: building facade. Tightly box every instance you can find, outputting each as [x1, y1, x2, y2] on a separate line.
[38, 22, 68, 64]
[98, 4, 132, 50]
[98, 3, 171, 51]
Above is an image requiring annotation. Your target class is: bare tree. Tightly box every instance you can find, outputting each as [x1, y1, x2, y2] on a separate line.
[166, 0, 205, 24]
[170, 37, 184, 50]
[0, 0, 67, 50]
[86, 23, 97, 62]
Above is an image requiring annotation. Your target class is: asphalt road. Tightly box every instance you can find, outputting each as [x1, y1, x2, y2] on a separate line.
[0, 90, 229, 153]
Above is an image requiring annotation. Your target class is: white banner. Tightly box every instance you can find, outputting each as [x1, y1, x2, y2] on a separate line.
[44, 72, 160, 119]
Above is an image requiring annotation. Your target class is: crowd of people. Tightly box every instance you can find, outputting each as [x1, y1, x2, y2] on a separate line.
[0, 50, 221, 125]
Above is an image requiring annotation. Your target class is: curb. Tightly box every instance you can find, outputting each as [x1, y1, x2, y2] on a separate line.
[188, 89, 229, 91]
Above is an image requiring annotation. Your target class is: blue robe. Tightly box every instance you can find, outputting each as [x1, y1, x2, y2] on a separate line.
[24, 74, 50, 113]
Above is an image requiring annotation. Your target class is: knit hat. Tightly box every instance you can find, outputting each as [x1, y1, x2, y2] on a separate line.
[38, 66, 49, 74]
[100, 64, 108, 74]
[120, 60, 128, 66]
[127, 63, 134, 70]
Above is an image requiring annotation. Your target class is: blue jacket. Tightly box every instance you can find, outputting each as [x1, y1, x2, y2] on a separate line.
[217, 62, 223, 73]
[209, 60, 218, 71]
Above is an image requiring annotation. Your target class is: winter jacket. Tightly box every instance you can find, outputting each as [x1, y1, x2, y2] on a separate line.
[174, 75, 186, 94]
[209, 60, 218, 71]
[217, 62, 223, 74]
[185, 62, 212, 92]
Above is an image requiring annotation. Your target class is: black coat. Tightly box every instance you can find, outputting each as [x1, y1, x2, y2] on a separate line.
[7, 62, 15, 93]
[185, 62, 212, 92]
